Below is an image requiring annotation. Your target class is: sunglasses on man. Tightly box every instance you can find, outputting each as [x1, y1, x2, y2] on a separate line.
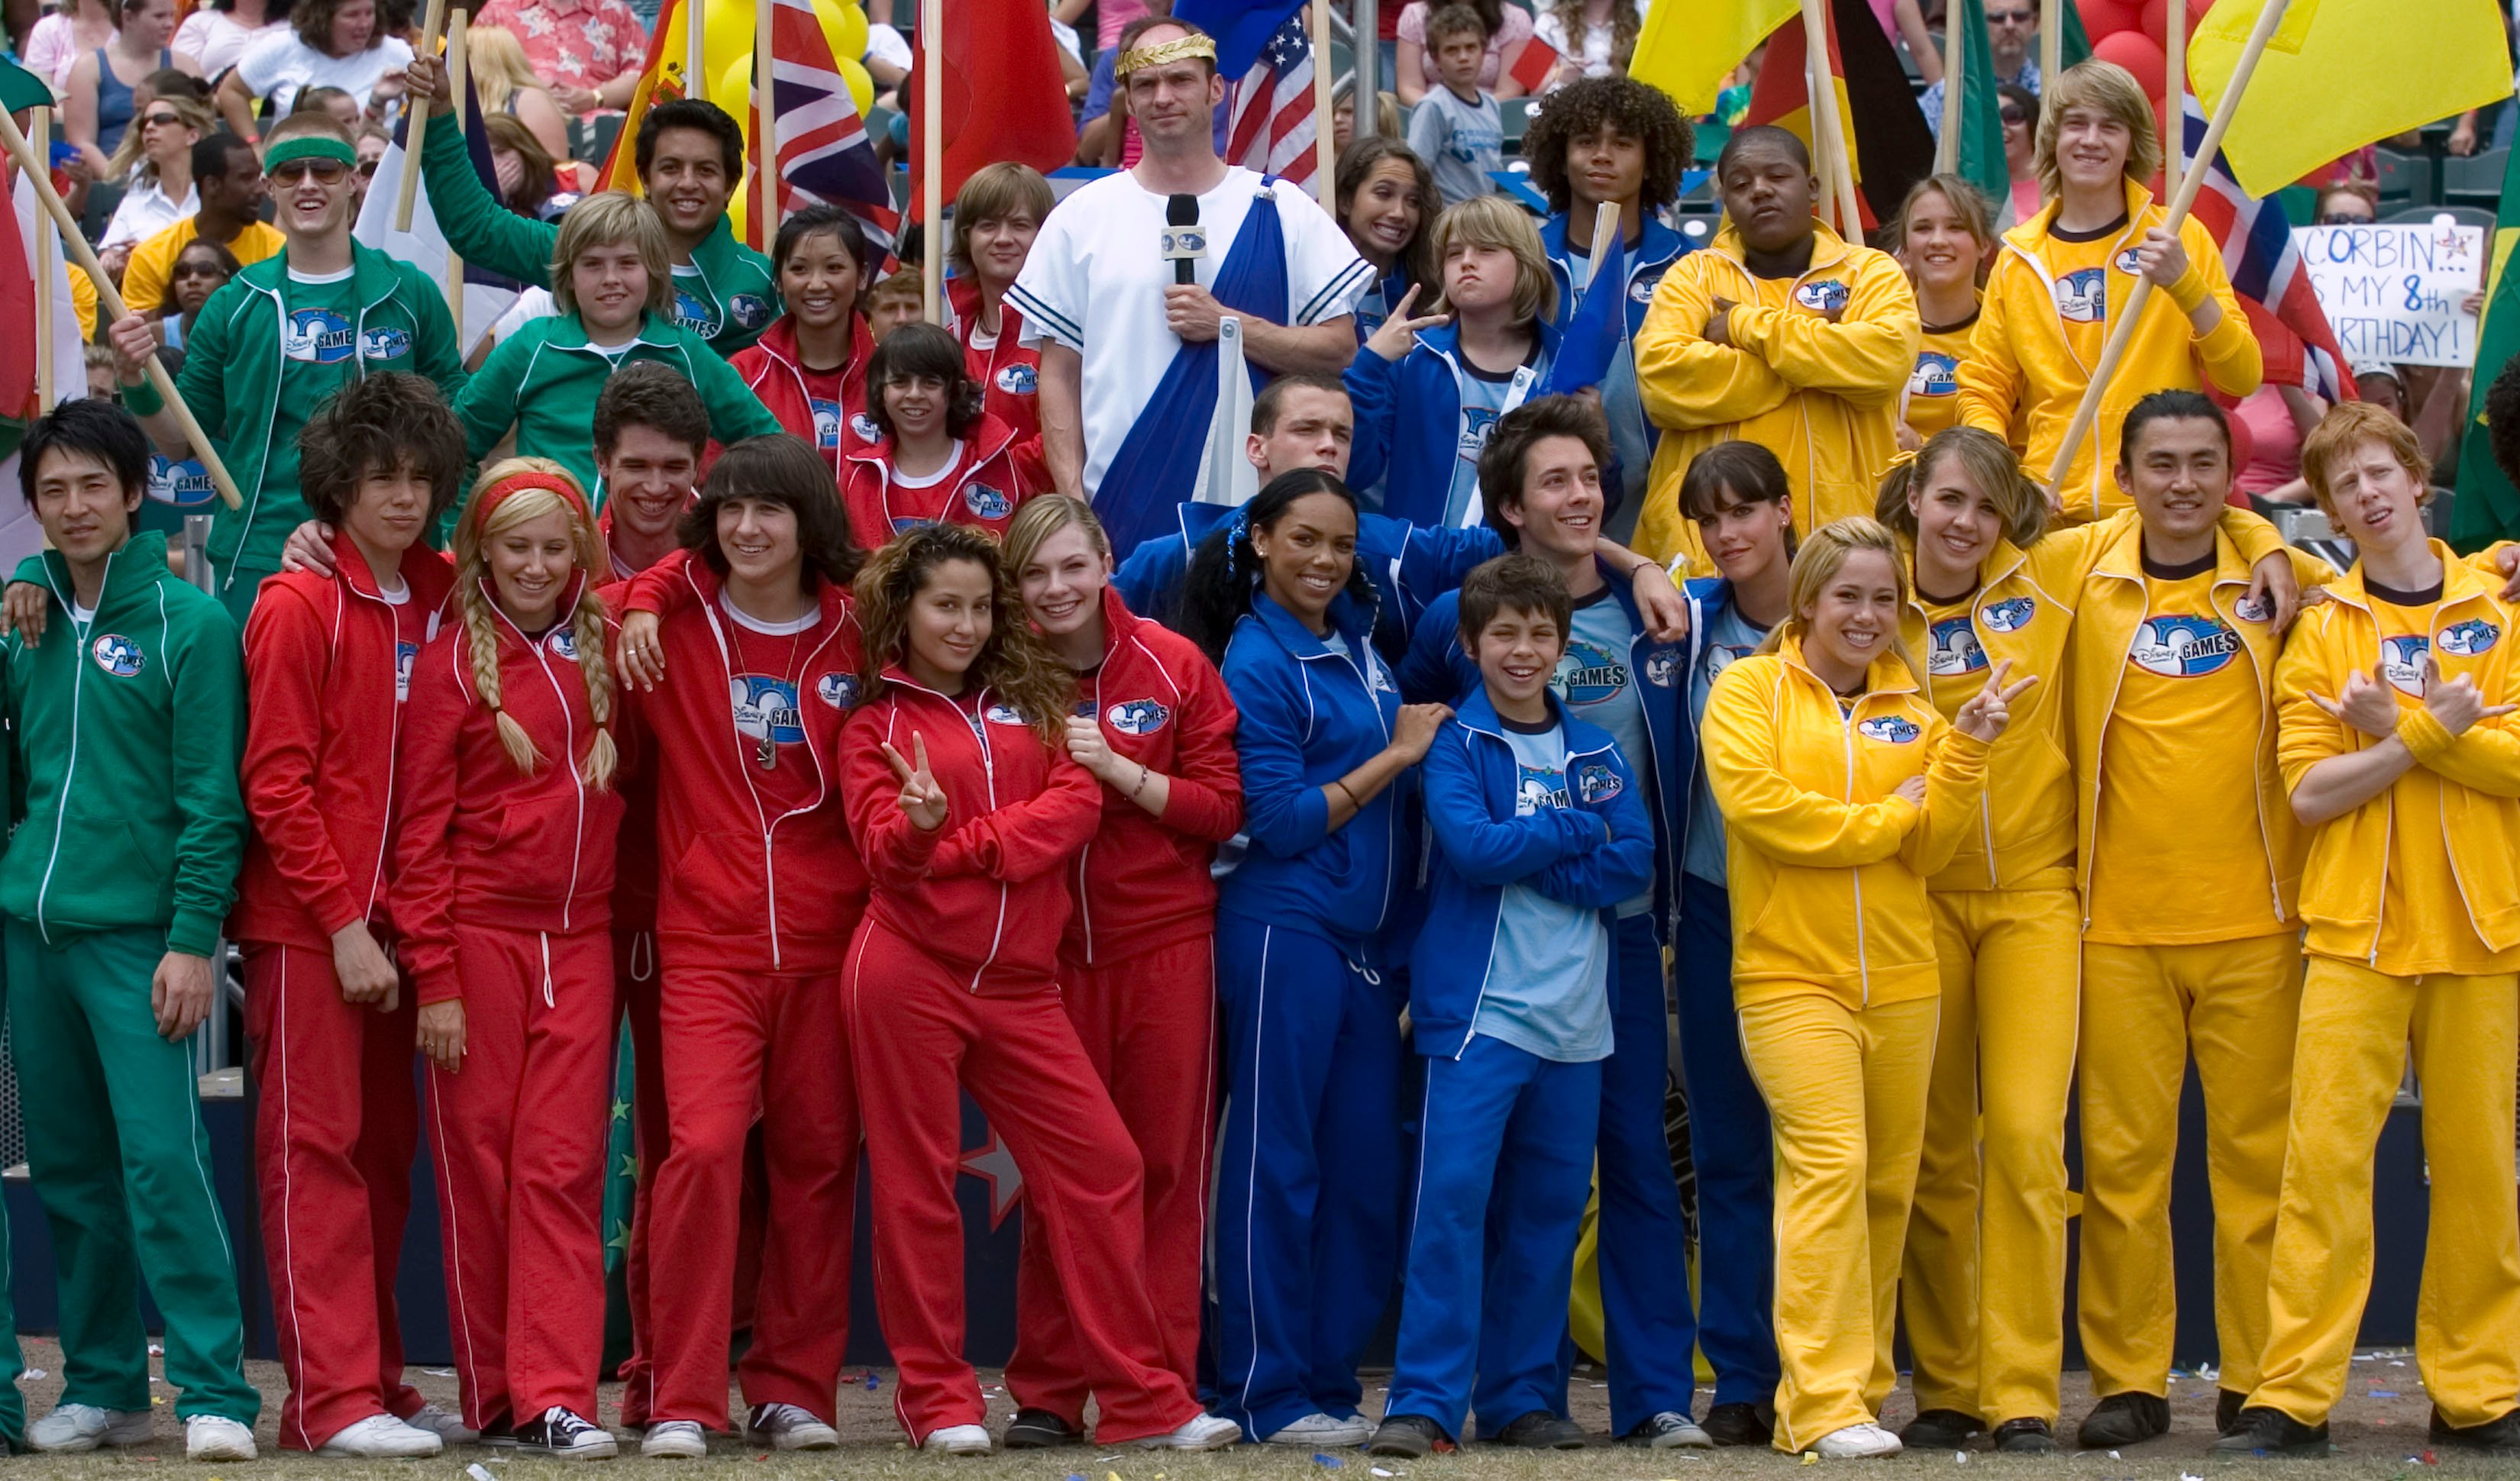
[270, 157, 350, 186]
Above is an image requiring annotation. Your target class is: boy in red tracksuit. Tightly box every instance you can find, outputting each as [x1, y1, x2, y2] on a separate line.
[609, 432, 871, 1458]
[838, 321, 1046, 544]
[942, 162, 1055, 450]
[731, 205, 882, 474]
[393, 461, 626, 1459]
[234, 375, 474, 1459]
[996, 496, 1244, 1446]
[839, 522, 1240, 1456]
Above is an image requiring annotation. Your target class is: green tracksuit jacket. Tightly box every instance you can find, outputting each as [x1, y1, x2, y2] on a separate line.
[420, 119, 781, 356]
[0, 534, 247, 958]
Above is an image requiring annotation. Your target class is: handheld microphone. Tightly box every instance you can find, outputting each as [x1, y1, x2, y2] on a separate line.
[1163, 193, 1205, 286]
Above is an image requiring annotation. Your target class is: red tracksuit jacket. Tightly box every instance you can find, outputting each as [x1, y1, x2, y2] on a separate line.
[617, 552, 871, 975]
[235, 537, 458, 950]
[841, 672, 1103, 992]
[730, 313, 876, 476]
[1067, 586, 1244, 963]
[391, 586, 627, 1004]
[836, 411, 1047, 543]
[945, 276, 1042, 450]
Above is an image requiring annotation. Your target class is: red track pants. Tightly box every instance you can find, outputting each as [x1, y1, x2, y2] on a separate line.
[244, 943, 428, 1451]
[644, 960, 858, 1429]
[1005, 935, 1216, 1421]
[844, 918, 1200, 1444]
[610, 930, 669, 1427]
[425, 925, 613, 1428]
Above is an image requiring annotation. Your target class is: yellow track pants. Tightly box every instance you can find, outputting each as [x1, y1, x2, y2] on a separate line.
[1900, 886, 2080, 1425]
[1737, 991, 1938, 1453]
[2250, 958, 2520, 1428]
[2076, 934, 2302, 1400]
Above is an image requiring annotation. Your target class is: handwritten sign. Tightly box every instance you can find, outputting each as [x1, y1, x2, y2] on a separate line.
[2295, 218, 2486, 368]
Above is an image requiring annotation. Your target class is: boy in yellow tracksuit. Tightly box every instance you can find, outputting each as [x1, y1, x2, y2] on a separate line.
[1957, 60, 2260, 524]
[1633, 127, 1917, 574]
[2064, 389, 2308, 1450]
[2223, 404, 2520, 1459]
[1876, 427, 2300, 1454]
[1701, 517, 2022, 1460]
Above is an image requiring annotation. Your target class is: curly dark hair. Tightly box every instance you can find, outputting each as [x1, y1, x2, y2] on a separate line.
[297, 373, 470, 529]
[677, 434, 865, 591]
[1520, 76, 1693, 215]
[867, 322, 986, 443]
[1177, 469, 1375, 665]
[852, 523, 1076, 747]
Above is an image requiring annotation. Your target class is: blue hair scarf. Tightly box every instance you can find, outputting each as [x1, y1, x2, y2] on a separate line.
[1092, 182, 1291, 561]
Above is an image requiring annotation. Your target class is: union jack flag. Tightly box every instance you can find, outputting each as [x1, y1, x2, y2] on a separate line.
[2179, 96, 2355, 405]
[1226, 13, 1318, 186]
[753, 0, 900, 260]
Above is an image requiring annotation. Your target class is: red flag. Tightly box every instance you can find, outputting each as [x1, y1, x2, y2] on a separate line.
[1506, 36, 1558, 94]
[906, 0, 1077, 218]
[0, 158, 40, 421]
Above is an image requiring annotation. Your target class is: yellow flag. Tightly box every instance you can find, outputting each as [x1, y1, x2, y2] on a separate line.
[1630, 0, 1796, 117]
[2189, 0, 2511, 197]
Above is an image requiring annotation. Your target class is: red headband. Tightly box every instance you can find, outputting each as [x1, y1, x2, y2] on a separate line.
[473, 470, 593, 534]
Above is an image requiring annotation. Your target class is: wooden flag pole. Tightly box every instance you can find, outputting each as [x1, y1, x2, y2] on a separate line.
[31, 108, 50, 408]
[688, 0, 707, 101]
[1310, 0, 1336, 204]
[2162, 0, 2186, 176]
[755, 0, 774, 246]
[1934, 0, 1963, 174]
[0, 108, 239, 508]
[919, 0, 942, 323]
[2041, 0, 2061, 89]
[2043, 0, 2291, 494]
[446, 9, 469, 341]
[1799, 0, 1861, 233]
[394, 0, 449, 231]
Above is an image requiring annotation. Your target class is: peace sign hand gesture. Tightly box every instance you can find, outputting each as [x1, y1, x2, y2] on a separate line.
[1364, 284, 1452, 365]
[1953, 659, 2037, 743]
[883, 732, 950, 832]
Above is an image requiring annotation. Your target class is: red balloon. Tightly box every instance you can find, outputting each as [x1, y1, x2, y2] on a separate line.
[2090, 30, 2167, 100]
[2140, 0, 2166, 39]
[2080, 0, 2144, 38]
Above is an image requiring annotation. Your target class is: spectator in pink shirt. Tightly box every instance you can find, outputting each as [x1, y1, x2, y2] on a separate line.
[471, 0, 647, 115]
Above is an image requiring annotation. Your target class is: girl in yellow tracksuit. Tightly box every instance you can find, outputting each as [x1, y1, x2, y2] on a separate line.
[1893, 177, 1998, 449]
[1700, 516, 2021, 1460]
[2236, 405, 2520, 1458]
[1633, 220, 1918, 575]
[1956, 61, 2260, 524]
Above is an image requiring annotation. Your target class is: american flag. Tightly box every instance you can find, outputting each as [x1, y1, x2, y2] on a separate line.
[1226, 13, 1318, 186]
[754, 0, 900, 260]
[2180, 96, 2354, 405]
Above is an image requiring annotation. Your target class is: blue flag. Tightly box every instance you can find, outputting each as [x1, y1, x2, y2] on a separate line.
[1170, 0, 1305, 79]
[1543, 225, 1626, 396]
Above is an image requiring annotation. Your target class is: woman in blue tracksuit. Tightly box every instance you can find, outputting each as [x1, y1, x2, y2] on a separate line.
[1179, 469, 1455, 1450]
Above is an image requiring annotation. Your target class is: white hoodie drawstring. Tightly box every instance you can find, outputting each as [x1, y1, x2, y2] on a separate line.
[540, 932, 555, 1008]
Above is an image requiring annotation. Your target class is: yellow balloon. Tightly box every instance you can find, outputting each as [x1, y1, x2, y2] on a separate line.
[836, 53, 874, 118]
[718, 54, 758, 127]
[703, 0, 759, 77]
[825, 0, 869, 67]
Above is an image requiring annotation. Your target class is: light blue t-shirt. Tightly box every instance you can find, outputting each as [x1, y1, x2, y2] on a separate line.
[1682, 599, 1771, 887]
[1473, 718, 1614, 1063]
[1557, 588, 1652, 917]
[1406, 83, 1503, 208]
[1442, 347, 1538, 528]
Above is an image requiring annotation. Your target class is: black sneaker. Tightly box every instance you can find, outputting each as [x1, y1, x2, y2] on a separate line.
[2430, 1408, 2520, 1456]
[1002, 1409, 1084, 1450]
[2076, 1392, 2171, 1449]
[1491, 1412, 1587, 1448]
[477, 1414, 519, 1450]
[1368, 1415, 1449, 1458]
[1901, 1409, 1981, 1449]
[2213, 1407, 2328, 1457]
[1701, 1402, 1775, 1447]
[1992, 1418, 2056, 1454]
[515, 1406, 619, 1460]
[2219, 1389, 2250, 1434]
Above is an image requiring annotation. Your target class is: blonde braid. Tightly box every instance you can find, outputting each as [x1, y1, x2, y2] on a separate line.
[571, 586, 619, 791]
[460, 581, 548, 776]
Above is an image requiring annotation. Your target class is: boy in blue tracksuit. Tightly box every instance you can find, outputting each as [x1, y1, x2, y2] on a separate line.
[1399, 396, 1709, 1448]
[1370, 553, 1655, 1458]
[1345, 316, 1563, 530]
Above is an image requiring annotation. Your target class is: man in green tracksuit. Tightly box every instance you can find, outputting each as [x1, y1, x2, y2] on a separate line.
[105, 110, 467, 625]
[1, 400, 258, 1462]
[406, 50, 780, 357]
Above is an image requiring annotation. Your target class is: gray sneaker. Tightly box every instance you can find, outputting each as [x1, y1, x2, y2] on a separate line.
[30, 1404, 152, 1454]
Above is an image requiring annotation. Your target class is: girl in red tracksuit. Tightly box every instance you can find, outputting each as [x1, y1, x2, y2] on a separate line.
[608, 432, 871, 1458]
[944, 162, 1053, 447]
[393, 459, 625, 1460]
[994, 496, 1243, 1446]
[838, 321, 1047, 544]
[839, 523, 1240, 1456]
[730, 205, 881, 473]
[235, 376, 471, 1459]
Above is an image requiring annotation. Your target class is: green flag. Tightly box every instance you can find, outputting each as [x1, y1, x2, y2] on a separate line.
[1951, 0, 2012, 215]
[2056, 0, 2091, 69]
[2453, 141, 2520, 550]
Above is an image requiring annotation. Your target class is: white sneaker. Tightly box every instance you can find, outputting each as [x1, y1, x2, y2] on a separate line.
[640, 1421, 708, 1459]
[186, 1415, 259, 1462]
[1813, 1423, 1904, 1459]
[402, 1403, 479, 1445]
[923, 1424, 992, 1455]
[1139, 1414, 1242, 1450]
[746, 1402, 838, 1451]
[1263, 1413, 1375, 1447]
[30, 1404, 152, 1453]
[318, 1414, 443, 1458]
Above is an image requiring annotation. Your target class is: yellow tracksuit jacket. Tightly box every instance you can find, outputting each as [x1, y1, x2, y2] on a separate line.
[1635, 222, 1920, 572]
[1958, 179, 2263, 524]
[1699, 635, 1991, 1008]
